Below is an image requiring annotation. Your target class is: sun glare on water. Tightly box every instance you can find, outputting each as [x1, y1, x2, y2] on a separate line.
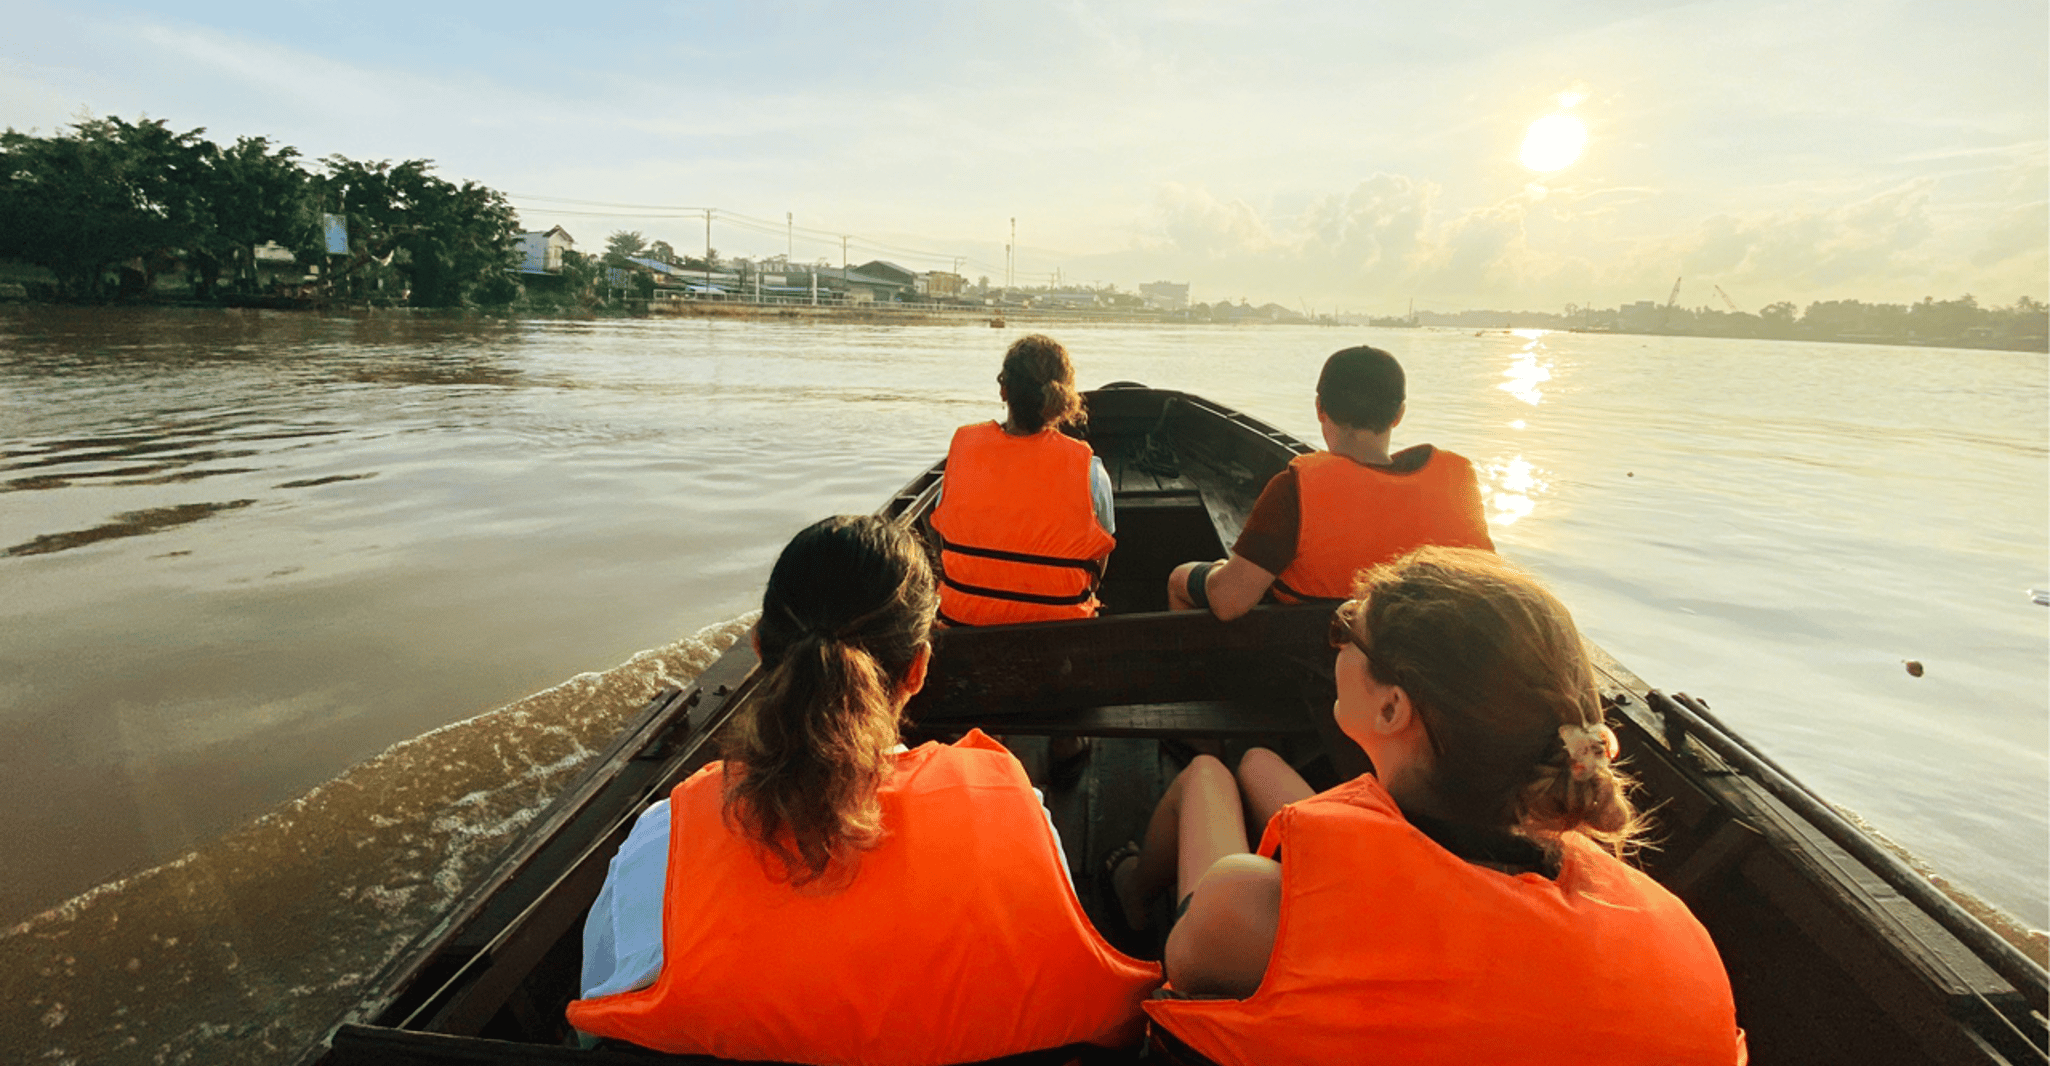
[1520, 113, 1586, 172]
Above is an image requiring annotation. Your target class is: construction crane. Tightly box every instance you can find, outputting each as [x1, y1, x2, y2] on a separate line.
[1661, 277, 1682, 329]
[1713, 284, 1741, 314]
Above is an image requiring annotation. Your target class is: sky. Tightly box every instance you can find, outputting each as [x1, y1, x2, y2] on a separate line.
[3, 0, 2045, 314]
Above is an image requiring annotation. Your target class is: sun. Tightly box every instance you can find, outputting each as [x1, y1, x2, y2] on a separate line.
[1520, 113, 1587, 173]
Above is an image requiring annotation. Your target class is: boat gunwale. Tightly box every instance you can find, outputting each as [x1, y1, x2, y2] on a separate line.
[300, 384, 2049, 1066]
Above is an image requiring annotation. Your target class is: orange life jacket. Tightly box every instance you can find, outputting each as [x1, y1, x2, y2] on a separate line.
[566, 730, 1160, 1065]
[929, 421, 1115, 626]
[1272, 447, 1494, 602]
[1146, 774, 1745, 1066]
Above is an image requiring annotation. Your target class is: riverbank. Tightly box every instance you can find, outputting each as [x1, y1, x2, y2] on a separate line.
[636, 298, 1194, 327]
[8, 288, 2044, 351]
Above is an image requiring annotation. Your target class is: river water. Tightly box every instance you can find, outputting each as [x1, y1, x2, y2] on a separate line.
[1, 308, 2044, 1061]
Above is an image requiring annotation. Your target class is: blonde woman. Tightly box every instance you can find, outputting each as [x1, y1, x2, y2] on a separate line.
[1115, 547, 1745, 1065]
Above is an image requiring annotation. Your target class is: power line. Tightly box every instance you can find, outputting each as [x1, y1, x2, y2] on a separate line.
[504, 206, 715, 220]
[507, 195, 1010, 278]
[507, 193, 711, 212]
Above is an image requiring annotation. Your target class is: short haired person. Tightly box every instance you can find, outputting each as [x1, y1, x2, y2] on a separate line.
[568, 516, 1158, 1062]
[929, 334, 1116, 627]
[1168, 345, 1493, 619]
[1113, 548, 1745, 1064]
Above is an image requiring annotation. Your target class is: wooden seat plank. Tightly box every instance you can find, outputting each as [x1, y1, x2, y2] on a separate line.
[910, 699, 1316, 740]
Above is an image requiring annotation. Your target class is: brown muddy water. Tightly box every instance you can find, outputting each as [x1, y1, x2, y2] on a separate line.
[0, 308, 2043, 1061]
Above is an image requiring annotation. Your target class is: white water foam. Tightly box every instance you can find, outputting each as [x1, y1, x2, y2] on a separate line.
[0, 615, 754, 1066]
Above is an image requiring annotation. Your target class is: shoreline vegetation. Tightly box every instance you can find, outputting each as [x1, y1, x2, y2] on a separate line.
[2, 114, 2044, 353]
[4, 291, 2044, 355]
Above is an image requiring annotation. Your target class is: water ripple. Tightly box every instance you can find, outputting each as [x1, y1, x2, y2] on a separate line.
[3, 500, 256, 557]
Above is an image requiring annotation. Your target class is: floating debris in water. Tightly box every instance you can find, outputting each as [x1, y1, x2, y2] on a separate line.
[1904, 660, 1925, 678]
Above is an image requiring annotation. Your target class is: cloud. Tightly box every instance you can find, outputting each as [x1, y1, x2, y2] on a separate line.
[1095, 176, 1596, 309]
[4, 2, 2039, 311]
[1973, 201, 2050, 270]
[1300, 175, 1439, 283]
[1146, 184, 1281, 260]
[1077, 166, 2043, 313]
[1674, 180, 1937, 289]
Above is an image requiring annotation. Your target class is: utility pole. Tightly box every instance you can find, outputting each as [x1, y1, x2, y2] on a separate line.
[786, 212, 793, 262]
[1008, 217, 1016, 297]
[704, 209, 713, 296]
[841, 235, 849, 273]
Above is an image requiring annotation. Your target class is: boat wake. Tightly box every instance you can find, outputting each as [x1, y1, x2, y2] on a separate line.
[0, 615, 755, 1066]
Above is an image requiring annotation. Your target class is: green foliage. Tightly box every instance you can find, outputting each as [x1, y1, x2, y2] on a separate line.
[193, 135, 316, 297]
[472, 269, 522, 307]
[559, 249, 599, 303]
[604, 230, 647, 266]
[0, 117, 221, 298]
[0, 115, 519, 307]
[315, 155, 520, 307]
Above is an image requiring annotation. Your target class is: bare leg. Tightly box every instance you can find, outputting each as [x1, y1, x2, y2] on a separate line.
[1111, 754, 1247, 929]
[1236, 747, 1318, 838]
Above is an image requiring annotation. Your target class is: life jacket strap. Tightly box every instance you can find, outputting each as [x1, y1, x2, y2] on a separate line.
[939, 573, 1097, 607]
[1271, 575, 1345, 606]
[934, 531, 1107, 577]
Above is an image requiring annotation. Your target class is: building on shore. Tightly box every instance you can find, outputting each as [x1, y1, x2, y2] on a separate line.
[919, 271, 966, 298]
[1140, 280, 1190, 311]
[514, 227, 576, 275]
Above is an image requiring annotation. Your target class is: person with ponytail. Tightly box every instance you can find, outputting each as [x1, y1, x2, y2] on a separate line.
[567, 516, 1159, 1064]
[1114, 547, 1745, 1065]
[928, 333, 1117, 628]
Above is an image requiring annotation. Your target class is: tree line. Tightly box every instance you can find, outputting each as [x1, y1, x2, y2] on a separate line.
[0, 115, 520, 306]
[1745, 294, 2047, 348]
[1388, 294, 2048, 351]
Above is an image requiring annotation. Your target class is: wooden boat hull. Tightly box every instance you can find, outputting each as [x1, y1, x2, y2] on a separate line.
[299, 385, 2047, 1066]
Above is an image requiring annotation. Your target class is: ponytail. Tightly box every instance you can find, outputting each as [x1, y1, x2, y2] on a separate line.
[722, 516, 938, 885]
[1000, 334, 1085, 434]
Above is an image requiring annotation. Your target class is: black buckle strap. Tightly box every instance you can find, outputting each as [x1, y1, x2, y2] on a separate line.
[1271, 575, 1344, 605]
[934, 531, 1106, 578]
[939, 572, 1096, 607]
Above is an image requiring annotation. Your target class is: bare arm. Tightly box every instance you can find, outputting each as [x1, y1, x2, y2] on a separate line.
[1167, 554, 1277, 622]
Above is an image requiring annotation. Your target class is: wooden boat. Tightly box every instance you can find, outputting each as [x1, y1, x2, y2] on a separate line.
[297, 385, 2049, 1066]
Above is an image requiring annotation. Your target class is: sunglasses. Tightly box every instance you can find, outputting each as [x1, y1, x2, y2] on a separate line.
[1328, 600, 1372, 659]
